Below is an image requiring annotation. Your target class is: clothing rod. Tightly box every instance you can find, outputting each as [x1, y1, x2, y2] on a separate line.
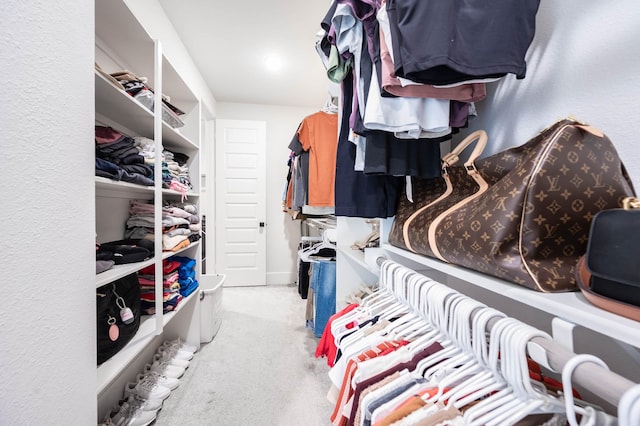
[378, 257, 635, 407]
[478, 295, 635, 408]
[530, 335, 635, 407]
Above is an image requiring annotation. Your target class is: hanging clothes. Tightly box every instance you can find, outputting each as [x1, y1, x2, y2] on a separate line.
[385, 0, 541, 85]
[297, 110, 339, 207]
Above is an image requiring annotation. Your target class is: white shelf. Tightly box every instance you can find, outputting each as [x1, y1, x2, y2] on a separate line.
[96, 71, 198, 150]
[306, 217, 336, 229]
[162, 240, 200, 259]
[95, 71, 155, 139]
[96, 177, 199, 199]
[95, 176, 154, 197]
[162, 188, 200, 198]
[96, 257, 156, 288]
[382, 243, 640, 349]
[338, 245, 378, 275]
[96, 291, 197, 395]
[161, 122, 198, 152]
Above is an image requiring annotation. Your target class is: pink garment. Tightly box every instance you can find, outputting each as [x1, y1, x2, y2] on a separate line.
[95, 126, 122, 144]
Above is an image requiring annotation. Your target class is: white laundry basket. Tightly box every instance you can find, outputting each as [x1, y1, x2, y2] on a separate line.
[199, 274, 225, 343]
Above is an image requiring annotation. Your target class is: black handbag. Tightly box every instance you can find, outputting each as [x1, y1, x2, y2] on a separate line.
[96, 273, 141, 364]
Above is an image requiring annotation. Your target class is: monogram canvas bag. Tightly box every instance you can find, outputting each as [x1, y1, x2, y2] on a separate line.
[428, 119, 636, 291]
[388, 130, 488, 253]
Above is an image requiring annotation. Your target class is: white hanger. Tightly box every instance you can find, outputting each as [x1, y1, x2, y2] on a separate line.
[463, 318, 529, 425]
[442, 308, 509, 410]
[297, 229, 336, 262]
[619, 383, 640, 426]
[424, 298, 489, 405]
[561, 354, 609, 426]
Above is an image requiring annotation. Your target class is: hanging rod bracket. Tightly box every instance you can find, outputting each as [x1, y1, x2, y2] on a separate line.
[552, 317, 577, 353]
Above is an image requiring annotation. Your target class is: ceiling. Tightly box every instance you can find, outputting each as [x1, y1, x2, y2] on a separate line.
[158, 0, 333, 108]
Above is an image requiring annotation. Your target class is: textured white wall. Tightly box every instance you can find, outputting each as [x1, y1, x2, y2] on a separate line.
[0, 1, 96, 424]
[215, 102, 318, 285]
[467, 0, 640, 190]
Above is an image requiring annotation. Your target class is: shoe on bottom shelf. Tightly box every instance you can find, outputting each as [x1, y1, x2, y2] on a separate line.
[153, 351, 190, 369]
[110, 401, 157, 426]
[162, 338, 198, 354]
[136, 371, 180, 391]
[156, 345, 194, 362]
[144, 360, 185, 379]
[124, 378, 171, 401]
[120, 393, 164, 412]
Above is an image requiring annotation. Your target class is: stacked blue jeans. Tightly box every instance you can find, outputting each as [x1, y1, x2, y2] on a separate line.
[310, 259, 336, 338]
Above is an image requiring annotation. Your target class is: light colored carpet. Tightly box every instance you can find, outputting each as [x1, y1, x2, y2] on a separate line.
[154, 284, 334, 426]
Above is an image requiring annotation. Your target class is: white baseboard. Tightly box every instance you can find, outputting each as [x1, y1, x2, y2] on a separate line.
[266, 271, 295, 286]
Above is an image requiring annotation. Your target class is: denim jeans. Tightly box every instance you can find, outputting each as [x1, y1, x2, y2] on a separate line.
[310, 260, 336, 338]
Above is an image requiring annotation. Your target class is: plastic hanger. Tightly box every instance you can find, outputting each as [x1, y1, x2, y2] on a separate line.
[561, 354, 609, 426]
[297, 229, 336, 262]
[619, 383, 640, 426]
[443, 308, 509, 410]
[424, 298, 489, 404]
[463, 318, 526, 425]
[473, 321, 568, 426]
[414, 289, 466, 377]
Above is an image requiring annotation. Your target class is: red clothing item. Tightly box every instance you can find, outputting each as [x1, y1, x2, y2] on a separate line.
[316, 303, 359, 367]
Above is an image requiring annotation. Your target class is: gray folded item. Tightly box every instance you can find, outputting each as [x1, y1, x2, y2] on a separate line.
[96, 260, 115, 274]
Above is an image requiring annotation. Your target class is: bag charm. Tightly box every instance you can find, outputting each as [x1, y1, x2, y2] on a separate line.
[107, 315, 119, 341]
[113, 284, 135, 325]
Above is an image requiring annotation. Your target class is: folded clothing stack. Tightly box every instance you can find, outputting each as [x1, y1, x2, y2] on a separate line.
[162, 202, 201, 251]
[95, 126, 154, 186]
[125, 199, 155, 241]
[137, 260, 183, 315]
[96, 239, 154, 270]
[124, 200, 201, 252]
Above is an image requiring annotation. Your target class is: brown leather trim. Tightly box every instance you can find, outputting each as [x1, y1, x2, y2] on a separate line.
[403, 175, 452, 253]
[429, 170, 490, 261]
[576, 256, 640, 322]
[575, 124, 604, 138]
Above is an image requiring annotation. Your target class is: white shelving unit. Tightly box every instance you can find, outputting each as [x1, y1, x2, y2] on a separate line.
[94, 0, 203, 419]
[336, 216, 640, 348]
[334, 215, 640, 411]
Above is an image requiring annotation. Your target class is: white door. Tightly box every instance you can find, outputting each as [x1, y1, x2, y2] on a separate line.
[215, 119, 267, 286]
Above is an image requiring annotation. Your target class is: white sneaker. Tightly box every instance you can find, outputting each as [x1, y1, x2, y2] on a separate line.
[136, 371, 180, 391]
[144, 360, 185, 379]
[153, 351, 190, 369]
[124, 378, 171, 401]
[162, 338, 198, 354]
[156, 345, 194, 362]
[125, 393, 164, 412]
[111, 401, 157, 426]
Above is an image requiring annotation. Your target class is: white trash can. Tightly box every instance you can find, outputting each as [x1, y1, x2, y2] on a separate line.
[199, 274, 225, 343]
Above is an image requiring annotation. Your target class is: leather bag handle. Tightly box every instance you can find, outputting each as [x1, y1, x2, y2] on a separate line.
[404, 130, 489, 253]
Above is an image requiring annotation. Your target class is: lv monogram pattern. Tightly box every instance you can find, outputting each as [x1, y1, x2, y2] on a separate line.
[434, 123, 635, 292]
[405, 166, 480, 258]
[388, 177, 447, 250]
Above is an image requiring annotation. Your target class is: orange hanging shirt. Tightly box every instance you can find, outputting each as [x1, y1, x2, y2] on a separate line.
[297, 111, 339, 207]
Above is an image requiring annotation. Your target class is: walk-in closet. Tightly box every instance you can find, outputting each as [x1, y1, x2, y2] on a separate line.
[3, 0, 640, 425]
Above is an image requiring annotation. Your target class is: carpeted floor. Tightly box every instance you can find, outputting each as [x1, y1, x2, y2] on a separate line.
[154, 284, 334, 426]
